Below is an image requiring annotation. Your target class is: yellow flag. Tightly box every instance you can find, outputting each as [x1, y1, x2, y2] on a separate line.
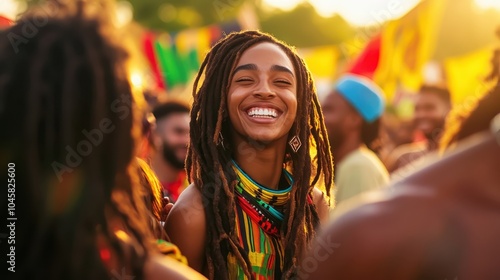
[374, 0, 447, 102]
[298, 46, 339, 79]
[196, 27, 211, 63]
[443, 46, 495, 105]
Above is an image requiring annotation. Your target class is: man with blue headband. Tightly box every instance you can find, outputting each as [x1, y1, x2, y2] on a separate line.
[322, 74, 389, 205]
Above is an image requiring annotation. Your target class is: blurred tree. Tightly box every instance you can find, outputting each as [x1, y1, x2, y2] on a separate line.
[17, 0, 356, 47]
[128, 0, 245, 31]
[16, 0, 500, 51]
[259, 3, 355, 47]
[128, 0, 355, 47]
[433, 0, 500, 60]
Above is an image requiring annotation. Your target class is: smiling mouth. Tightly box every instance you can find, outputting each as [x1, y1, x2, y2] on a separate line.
[247, 107, 279, 118]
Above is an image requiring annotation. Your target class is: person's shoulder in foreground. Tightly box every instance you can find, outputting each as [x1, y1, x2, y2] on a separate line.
[145, 254, 207, 280]
[304, 132, 500, 280]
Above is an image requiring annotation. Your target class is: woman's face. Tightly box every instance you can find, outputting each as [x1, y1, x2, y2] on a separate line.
[227, 42, 298, 147]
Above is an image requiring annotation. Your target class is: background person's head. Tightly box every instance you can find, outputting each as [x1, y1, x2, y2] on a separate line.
[187, 30, 333, 279]
[152, 101, 190, 170]
[414, 85, 451, 141]
[0, 4, 154, 280]
[322, 74, 385, 152]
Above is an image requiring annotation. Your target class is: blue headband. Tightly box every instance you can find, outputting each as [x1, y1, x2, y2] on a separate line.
[335, 74, 385, 123]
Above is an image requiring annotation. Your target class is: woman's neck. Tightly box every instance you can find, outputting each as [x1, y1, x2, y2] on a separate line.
[233, 141, 287, 190]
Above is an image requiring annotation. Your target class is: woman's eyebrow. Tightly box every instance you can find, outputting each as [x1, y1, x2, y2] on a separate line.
[271, 65, 294, 77]
[232, 64, 257, 75]
[232, 64, 294, 77]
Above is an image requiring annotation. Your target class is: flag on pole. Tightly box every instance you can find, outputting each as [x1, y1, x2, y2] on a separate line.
[346, 34, 381, 79]
[143, 32, 166, 90]
[373, 0, 446, 102]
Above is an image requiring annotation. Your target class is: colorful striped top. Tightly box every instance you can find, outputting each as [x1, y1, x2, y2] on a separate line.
[227, 161, 293, 280]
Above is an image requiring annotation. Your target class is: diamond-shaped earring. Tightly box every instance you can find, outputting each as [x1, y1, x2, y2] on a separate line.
[288, 135, 301, 153]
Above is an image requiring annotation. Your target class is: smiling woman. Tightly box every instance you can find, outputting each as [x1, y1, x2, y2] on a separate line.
[165, 30, 334, 280]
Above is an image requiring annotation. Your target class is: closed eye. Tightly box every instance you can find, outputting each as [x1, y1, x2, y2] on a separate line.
[275, 79, 292, 86]
[236, 78, 254, 83]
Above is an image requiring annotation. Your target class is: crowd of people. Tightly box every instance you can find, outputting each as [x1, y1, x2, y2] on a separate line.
[1, 1, 500, 280]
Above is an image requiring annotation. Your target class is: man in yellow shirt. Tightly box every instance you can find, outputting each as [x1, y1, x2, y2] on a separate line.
[322, 74, 389, 205]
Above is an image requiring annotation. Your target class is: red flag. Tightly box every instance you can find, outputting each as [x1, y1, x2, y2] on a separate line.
[143, 32, 166, 90]
[346, 34, 381, 79]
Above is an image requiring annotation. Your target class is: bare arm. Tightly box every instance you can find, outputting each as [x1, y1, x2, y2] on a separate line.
[165, 184, 207, 273]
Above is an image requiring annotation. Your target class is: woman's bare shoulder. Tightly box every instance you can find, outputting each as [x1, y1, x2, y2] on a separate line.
[168, 183, 205, 223]
[165, 183, 207, 273]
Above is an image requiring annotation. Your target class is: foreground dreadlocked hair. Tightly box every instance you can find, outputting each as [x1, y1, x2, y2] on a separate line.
[454, 66, 500, 142]
[137, 158, 167, 240]
[186, 30, 334, 279]
[440, 29, 500, 150]
[0, 3, 155, 280]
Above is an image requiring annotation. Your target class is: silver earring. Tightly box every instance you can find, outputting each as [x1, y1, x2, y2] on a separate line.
[217, 132, 226, 150]
[288, 135, 301, 153]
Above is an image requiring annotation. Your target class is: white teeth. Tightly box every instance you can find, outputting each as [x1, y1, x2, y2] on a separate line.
[247, 107, 278, 118]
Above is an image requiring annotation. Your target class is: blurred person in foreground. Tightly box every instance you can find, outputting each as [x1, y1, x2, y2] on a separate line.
[165, 30, 333, 279]
[387, 85, 451, 173]
[150, 101, 190, 203]
[304, 47, 500, 280]
[322, 74, 389, 205]
[0, 2, 204, 280]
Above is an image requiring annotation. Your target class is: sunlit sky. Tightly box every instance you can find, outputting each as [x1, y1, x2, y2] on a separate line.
[1, 0, 500, 25]
[264, 0, 419, 25]
[263, 0, 500, 25]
